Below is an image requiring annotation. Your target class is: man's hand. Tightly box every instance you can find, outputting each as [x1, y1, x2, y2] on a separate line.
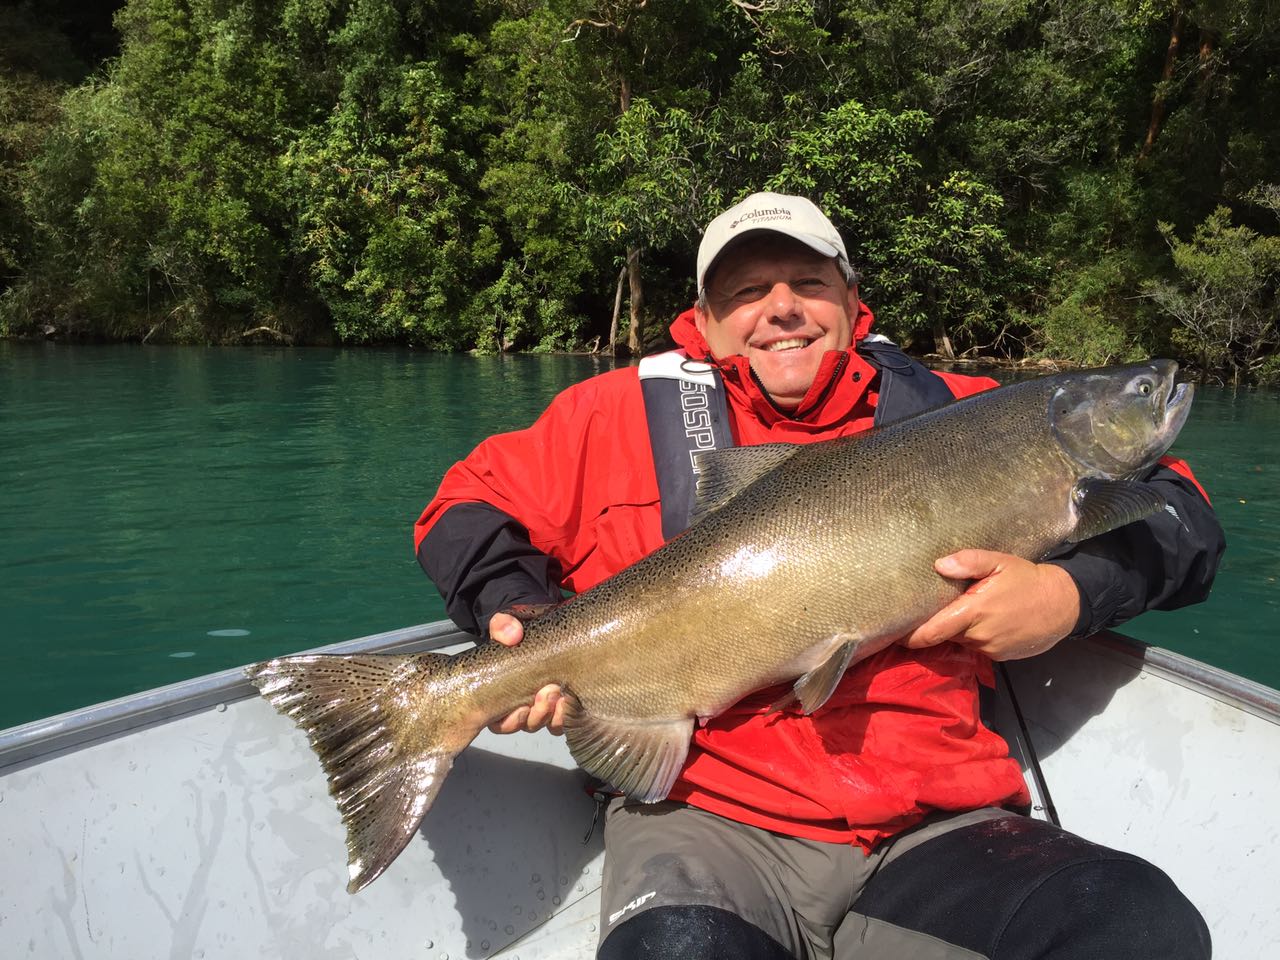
[486, 612, 566, 735]
[901, 550, 1081, 661]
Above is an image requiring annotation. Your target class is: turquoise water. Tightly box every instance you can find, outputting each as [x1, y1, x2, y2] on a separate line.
[1, 343, 1276, 731]
[1121, 382, 1279, 678]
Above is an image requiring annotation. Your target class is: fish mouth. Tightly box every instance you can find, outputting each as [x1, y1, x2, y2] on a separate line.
[1156, 362, 1194, 441]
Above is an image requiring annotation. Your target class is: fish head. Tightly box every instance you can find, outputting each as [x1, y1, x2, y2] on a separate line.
[1049, 360, 1194, 478]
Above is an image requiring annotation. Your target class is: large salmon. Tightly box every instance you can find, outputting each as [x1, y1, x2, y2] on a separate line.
[247, 360, 1194, 892]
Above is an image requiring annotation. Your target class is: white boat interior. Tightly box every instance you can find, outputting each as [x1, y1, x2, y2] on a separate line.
[1, 622, 1276, 958]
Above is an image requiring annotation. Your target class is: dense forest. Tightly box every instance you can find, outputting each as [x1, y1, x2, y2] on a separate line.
[1, 0, 1277, 381]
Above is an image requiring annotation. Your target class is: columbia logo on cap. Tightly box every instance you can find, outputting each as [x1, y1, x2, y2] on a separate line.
[729, 207, 793, 230]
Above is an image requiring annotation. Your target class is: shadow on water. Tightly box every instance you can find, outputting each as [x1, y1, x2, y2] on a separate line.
[419, 745, 603, 957]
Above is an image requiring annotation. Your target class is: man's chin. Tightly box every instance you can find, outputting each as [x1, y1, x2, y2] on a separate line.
[749, 367, 813, 410]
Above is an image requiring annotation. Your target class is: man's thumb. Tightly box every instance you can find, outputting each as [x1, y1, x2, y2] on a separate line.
[935, 549, 1000, 579]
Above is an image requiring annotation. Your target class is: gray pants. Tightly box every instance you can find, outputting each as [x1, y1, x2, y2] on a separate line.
[597, 798, 1210, 960]
[599, 798, 1008, 959]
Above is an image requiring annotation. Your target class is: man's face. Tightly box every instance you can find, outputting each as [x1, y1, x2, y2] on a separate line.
[695, 234, 857, 410]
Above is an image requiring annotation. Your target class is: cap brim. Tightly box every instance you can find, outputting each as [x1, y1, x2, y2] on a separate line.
[699, 229, 843, 292]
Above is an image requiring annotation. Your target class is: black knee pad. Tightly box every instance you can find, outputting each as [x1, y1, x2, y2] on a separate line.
[1006, 855, 1211, 960]
[854, 816, 1211, 960]
[597, 905, 794, 960]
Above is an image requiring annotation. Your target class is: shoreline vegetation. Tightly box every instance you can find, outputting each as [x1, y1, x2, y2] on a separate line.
[2, 2, 1278, 384]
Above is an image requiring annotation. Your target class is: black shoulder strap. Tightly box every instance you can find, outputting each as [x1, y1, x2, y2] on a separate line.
[857, 336, 957, 426]
[638, 352, 734, 540]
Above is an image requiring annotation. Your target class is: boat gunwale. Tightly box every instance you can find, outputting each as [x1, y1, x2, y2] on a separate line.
[0, 620, 475, 772]
[2, 624, 1276, 774]
[1085, 632, 1280, 724]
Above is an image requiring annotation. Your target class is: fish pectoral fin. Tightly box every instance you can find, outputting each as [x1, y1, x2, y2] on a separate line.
[689, 443, 800, 526]
[561, 697, 693, 803]
[792, 634, 863, 715]
[1069, 478, 1167, 542]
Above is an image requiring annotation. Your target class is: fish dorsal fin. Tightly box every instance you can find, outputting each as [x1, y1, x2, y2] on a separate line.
[561, 696, 694, 802]
[690, 443, 800, 526]
[499, 601, 560, 624]
[1070, 478, 1167, 542]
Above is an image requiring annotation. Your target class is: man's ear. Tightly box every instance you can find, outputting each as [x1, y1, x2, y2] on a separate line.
[694, 303, 710, 339]
[845, 282, 860, 317]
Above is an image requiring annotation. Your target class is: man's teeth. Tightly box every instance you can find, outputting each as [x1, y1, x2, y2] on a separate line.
[762, 338, 811, 352]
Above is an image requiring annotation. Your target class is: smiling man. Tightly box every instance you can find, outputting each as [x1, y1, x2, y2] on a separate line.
[415, 192, 1224, 959]
[695, 207, 858, 411]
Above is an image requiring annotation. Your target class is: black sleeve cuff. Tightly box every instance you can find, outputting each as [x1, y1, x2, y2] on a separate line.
[416, 502, 563, 637]
[1044, 464, 1225, 639]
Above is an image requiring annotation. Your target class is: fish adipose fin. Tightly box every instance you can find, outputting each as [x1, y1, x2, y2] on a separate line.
[690, 443, 800, 526]
[560, 697, 693, 803]
[1069, 478, 1167, 542]
[247, 653, 471, 894]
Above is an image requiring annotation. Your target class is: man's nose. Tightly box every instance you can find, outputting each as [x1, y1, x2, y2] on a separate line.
[765, 282, 802, 324]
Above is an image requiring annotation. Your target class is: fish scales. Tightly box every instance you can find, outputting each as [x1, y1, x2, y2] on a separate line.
[246, 361, 1194, 892]
[498, 379, 1079, 723]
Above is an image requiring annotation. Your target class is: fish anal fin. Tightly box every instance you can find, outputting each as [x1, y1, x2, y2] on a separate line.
[561, 697, 693, 803]
[1070, 479, 1166, 542]
[690, 444, 800, 526]
[792, 634, 862, 714]
[766, 688, 798, 714]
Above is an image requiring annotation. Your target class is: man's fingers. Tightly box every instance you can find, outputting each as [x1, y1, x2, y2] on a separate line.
[526, 685, 561, 730]
[487, 684, 565, 735]
[488, 705, 531, 734]
[489, 612, 524, 646]
[902, 598, 976, 649]
[547, 694, 568, 736]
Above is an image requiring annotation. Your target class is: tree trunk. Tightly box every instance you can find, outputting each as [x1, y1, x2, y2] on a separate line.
[626, 246, 645, 355]
[933, 317, 956, 360]
[1139, 6, 1186, 160]
[608, 263, 626, 355]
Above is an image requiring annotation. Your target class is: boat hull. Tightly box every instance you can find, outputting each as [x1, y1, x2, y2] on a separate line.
[1, 623, 1276, 958]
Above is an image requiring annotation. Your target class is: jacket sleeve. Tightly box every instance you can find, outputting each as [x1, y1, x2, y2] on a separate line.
[1044, 456, 1225, 638]
[413, 369, 657, 637]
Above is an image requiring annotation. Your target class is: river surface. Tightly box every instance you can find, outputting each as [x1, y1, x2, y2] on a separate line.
[1, 342, 1277, 730]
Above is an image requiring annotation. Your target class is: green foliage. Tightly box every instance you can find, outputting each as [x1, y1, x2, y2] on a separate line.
[1147, 208, 1280, 382]
[1031, 255, 1155, 366]
[0, 5, 88, 308]
[0, 0, 1276, 380]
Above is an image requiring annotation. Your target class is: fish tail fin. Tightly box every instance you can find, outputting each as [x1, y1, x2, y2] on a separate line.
[246, 652, 479, 893]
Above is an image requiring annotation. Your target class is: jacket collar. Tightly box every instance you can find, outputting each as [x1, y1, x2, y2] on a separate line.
[667, 305, 880, 432]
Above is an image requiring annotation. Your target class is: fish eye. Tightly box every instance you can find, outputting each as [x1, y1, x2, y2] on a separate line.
[1139, 382, 1152, 395]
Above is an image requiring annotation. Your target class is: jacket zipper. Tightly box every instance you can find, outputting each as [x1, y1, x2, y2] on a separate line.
[749, 353, 849, 420]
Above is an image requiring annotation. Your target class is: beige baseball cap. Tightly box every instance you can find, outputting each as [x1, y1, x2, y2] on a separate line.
[697, 192, 850, 293]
